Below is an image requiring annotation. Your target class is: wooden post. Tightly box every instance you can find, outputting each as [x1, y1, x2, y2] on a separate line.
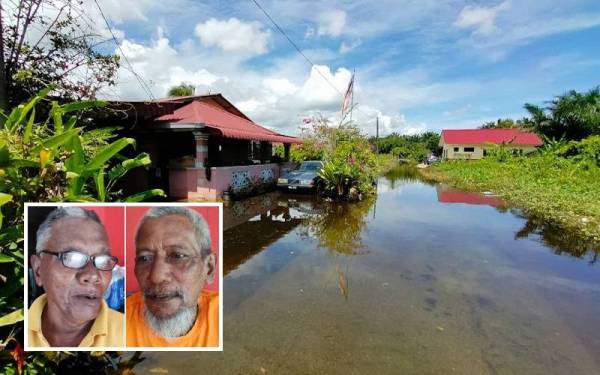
[284, 143, 290, 161]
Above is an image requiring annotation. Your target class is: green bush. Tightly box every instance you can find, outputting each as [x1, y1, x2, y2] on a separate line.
[0, 88, 162, 373]
[316, 123, 378, 200]
[554, 135, 600, 168]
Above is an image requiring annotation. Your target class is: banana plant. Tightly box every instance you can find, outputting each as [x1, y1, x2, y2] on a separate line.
[1, 88, 165, 202]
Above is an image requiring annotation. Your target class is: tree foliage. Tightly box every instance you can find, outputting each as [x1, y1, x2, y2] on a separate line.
[479, 118, 523, 129]
[167, 83, 195, 97]
[373, 132, 440, 161]
[294, 116, 377, 200]
[522, 86, 600, 141]
[0, 0, 120, 111]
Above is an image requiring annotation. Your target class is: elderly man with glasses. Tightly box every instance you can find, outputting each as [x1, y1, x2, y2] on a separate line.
[126, 207, 218, 347]
[28, 207, 124, 347]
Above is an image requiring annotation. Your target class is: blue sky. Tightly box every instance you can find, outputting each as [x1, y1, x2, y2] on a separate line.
[91, 0, 600, 136]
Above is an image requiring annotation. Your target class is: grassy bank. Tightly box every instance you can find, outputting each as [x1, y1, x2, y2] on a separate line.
[421, 155, 600, 241]
[376, 153, 399, 174]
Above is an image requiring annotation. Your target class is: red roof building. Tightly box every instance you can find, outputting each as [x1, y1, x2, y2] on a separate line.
[103, 94, 301, 200]
[439, 128, 543, 160]
[155, 100, 301, 144]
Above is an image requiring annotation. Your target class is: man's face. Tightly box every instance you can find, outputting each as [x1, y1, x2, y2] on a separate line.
[31, 217, 112, 326]
[135, 214, 215, 319]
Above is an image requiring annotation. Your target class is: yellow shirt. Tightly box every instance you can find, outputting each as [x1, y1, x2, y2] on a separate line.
[28, 294, 125, 348]
[126, 290, 219, 347]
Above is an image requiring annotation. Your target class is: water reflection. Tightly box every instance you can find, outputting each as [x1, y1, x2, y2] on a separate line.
[299, 197, 375, 255]
[223, 193, 325, 275]
[436, 185, 508, 209]
[432, 181, 599, 264]
[514, 213, 600, 264]
[383, 164, 435, 188]
[143, 166, 600, 374]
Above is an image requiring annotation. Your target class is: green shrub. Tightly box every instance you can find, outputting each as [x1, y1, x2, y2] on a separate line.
[0, 88, 163, 373]
[554, 135, 600, 168]
[317, 123, 378, 200]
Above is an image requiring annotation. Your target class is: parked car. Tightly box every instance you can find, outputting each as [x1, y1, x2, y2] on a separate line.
[277, 160, 324, 192]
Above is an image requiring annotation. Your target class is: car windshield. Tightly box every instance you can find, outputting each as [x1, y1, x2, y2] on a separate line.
[297, 162, 322, 172]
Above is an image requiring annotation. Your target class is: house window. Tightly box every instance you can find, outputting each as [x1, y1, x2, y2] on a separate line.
[464, 147, 475, 152]
[453, 147, 459, 152]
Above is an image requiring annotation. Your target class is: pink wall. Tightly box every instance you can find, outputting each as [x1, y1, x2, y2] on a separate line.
[169, 163, 281, 200]
[125, 206, 220, 294]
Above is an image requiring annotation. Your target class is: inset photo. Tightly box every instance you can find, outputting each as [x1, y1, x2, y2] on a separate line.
[125, 204, 222, 350]
[24, 204, 125, 350]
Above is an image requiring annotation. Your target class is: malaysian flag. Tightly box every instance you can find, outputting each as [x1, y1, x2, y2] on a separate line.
[341, 73, 354, 118]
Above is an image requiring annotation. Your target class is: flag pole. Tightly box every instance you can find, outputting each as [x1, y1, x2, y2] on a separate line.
[350, 69, 355, 122]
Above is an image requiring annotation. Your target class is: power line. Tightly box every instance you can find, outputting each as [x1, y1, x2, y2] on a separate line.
[249, 0, 371, 123]
[249, 0, 344, 97]
[92, 0, 155, 100]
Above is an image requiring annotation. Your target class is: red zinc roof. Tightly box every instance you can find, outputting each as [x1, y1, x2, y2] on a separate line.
[156, 101, 302, 144]
[441, 128, 543, 146]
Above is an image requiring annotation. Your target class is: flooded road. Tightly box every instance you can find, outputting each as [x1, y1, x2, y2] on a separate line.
[141, 166, 600, 374]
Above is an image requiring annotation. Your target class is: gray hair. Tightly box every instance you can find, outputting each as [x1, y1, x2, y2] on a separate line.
[36, 207, 103, 253]
[135, 207, 212, 259]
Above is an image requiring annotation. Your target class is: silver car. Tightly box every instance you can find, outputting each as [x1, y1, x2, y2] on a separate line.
[277, 160, 324, 192]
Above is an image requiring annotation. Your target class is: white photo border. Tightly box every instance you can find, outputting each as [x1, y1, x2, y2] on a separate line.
[24, 202, 224, 352]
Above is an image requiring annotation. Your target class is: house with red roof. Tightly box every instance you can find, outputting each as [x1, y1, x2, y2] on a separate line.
[439, 128, 543, 160]
[102, 94, 301, 200]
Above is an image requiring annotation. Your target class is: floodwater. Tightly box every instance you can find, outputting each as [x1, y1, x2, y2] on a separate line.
[140, 166, 600, 374]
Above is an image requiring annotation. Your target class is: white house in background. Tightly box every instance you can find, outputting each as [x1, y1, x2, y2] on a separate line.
[439, 128, 543, 160]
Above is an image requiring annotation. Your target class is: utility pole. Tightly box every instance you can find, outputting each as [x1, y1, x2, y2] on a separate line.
[376, 116, 379, 154]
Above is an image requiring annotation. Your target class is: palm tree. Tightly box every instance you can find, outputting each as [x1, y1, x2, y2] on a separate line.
[167, 83, 195, 97]
[524, 86, 600, 141]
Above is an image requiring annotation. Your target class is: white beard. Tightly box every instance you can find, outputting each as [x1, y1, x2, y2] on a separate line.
[143, 305, 198, 338]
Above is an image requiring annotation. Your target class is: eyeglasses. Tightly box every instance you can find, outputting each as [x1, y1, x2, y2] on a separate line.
[39, 250, 118, 271]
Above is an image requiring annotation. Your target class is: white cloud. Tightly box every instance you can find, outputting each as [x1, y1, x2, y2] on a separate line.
[106, 36, 227, 99]
[455, 9, 600, 61]
[454, 1, 510, 36]
[105, 28, 471, 137]
[317, 10, 346, 37]
[263, 78, 299, 96]
[297, 65, 352, 107]
[339, 39, 361, 54]
[237, 99, 262, 113]
[351, 104, 426, 136]
[90, 0, 155, 22]
[304, 27, 315, 39]
[194, 18, 270, 55]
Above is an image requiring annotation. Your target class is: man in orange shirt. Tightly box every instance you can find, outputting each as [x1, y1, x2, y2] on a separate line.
[126, 207, 219, 347]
